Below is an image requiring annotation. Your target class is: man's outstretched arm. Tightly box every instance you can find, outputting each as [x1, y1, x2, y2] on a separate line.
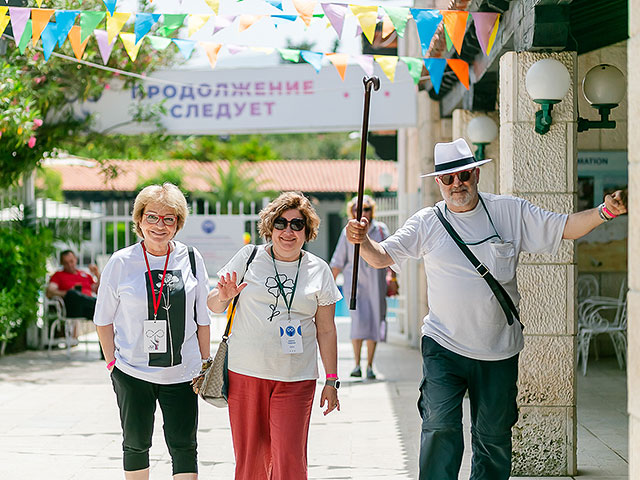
[345, 218, 394, 269]
[563, 190, 627, 240]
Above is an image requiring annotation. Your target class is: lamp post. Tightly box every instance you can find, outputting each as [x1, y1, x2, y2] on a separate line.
[577, 64, 626, 132]
[525, 58, 571, 135]
[467, 115, 498, 160]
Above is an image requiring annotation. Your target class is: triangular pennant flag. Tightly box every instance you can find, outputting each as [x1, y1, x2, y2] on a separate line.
[200, 42, 222, 69]
[0, 8, 10, 37]
[9, 7, 30, 47]
[278, 48, 300, 62]
[444, 26, 453, 51]
[40, 21, 57, 60]
[204, 0, 220, 15]
[238, 14, 262, 32]
[300, 50, 323, 73]
[350, 5, 378, 44]
[17, 19, 32, 54]
[423, 58, 446, 94]
[326, 52, 348, 80]
[447, 58, 469, 89]
[172, 38, 197, 59]
[441, 11, 468, 55]
[120, 32, 143, 61]
[55, 10, 79, 47]
[401, 56, 423, 85]
[251, 46, 275, 54]
[471, 12, 500, 56]
[374, 55, 398, 82]
[148, 35, 172, 50]
[293, 0, 317, 27]
[102, 0, 117, 17]
[107, 12, 130, 44]
[158, 13, 186, 37]
[188, 14, 210, 37]
[321, 3, 347, 37]
[486, 16, 499, 56]
[31, 9, 54, 45]
[35, 0, 44, 7]
[213, 15, 235, 34]
[68, 25, 90, 60]
[265, 0, 283, 10]
[354, 54, 373, 76]
[227, 44, 248, 55]
[135, 13, 160, 43]
[272, 15, 297, 22]
[94, 29, 116, 64]
[383, 6, 409, 37]
[381, 14, 395, 39]
[80, 11, 105, 43]
[410, 8, 442, 56]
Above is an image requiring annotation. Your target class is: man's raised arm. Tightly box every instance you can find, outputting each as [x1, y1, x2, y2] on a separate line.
[345, 217, 394, 269]
[563, 190, 627, 240]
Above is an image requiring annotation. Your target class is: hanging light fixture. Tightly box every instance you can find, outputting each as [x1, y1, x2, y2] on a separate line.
[525, 58, 571, 135]
[577, 64, 626, 132]
[466, 115, 498, 160]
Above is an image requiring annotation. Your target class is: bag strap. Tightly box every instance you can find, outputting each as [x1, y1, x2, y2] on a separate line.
[433, 206, 520, 327]
[188, 246, 197, 324]
[223, 245, 258, 339]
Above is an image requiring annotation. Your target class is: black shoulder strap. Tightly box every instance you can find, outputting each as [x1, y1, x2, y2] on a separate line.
[188, 246, 197, 324]
[433, 206, 520, 327]
[223, 245, 259, 338]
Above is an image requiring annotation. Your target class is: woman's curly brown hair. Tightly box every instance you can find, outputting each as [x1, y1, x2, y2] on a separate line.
[258, 191, 320, 242]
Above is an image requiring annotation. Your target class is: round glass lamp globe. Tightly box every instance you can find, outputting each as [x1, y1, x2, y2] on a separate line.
[378, 172, 393, 190]
[467, 115, 498, 144]
[525, 58, 571, 101]
[582, 64, 625, 106]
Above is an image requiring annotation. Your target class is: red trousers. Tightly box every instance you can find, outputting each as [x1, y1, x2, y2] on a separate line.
[228, 370, 316, 480]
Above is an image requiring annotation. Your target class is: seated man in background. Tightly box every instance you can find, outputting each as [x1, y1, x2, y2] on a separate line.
[47, 250, 100, 319]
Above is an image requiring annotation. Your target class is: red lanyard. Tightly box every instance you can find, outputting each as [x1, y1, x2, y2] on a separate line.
[142, 242, 171, 320]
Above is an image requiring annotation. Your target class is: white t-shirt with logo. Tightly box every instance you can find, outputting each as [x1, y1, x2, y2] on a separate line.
[217, 244, 342, 382]
[381, 193, 568, 361]
[94, 241, 211, 384]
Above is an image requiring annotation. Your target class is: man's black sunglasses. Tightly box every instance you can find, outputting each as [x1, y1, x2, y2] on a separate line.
[274, 217, 306, 231]
[438, 169, 474, 186]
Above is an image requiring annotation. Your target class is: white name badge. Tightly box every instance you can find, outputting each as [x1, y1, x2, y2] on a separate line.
[144, 320, 167, 354]
[279, 319, 303, 354]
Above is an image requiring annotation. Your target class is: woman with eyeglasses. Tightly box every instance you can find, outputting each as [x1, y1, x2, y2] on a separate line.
[207, 191, 342, 480]
[94, 183, 211, 480]
[330, 195, 395, 380]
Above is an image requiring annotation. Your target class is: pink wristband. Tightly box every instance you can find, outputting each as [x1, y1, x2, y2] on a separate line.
[106, 359, 116, 370]
[326, 374, 338, 379]
[602, 205, 617, 219]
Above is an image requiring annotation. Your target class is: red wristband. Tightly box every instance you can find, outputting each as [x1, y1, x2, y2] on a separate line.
[106, 359, 116, 370]
[602, 205, 617, 219]
[326, 374, 338, 379]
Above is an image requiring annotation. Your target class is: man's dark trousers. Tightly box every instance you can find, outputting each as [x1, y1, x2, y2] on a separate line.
[418, 336, 519, 480]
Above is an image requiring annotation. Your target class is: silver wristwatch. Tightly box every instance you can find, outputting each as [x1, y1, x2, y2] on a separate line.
[325, 378, 341, 389]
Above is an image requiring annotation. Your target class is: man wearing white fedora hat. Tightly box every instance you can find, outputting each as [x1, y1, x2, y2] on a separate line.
[346, 137, 627, 480]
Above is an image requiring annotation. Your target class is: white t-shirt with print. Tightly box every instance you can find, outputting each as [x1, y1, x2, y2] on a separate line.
[217, 244, 342, 382]
[94, 241, 211, 384]
[381, 193, 568, 361]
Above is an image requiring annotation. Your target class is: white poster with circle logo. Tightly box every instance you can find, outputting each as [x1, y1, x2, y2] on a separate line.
[176, 216, 245, 278]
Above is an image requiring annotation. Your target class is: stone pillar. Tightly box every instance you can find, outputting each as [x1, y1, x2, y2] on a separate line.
[628, 0, 640, 476]
[500, 51, 577, 475]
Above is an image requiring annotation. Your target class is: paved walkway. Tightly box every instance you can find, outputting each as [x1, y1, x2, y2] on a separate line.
[0, 317, 628, 479]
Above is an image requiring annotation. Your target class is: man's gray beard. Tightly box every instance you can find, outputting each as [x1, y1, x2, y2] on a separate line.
[441, 186, 475, 209]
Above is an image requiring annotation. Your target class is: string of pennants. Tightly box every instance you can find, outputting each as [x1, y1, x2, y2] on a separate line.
[0, 4, 501, 92]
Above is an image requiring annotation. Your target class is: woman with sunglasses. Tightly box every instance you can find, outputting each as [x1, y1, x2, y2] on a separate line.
[94, 183, 211, 480]
[207, 191, 342, 480]
[330, 195, 394, 380]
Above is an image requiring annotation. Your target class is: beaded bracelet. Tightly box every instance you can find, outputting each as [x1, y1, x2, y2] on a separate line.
[598, 203, 614, 222]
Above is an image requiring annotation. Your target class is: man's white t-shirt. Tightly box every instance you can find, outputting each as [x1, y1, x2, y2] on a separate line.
[218, 244, 342, 382]
[381, 193, 568, 361]
[94, 241, 211, 384]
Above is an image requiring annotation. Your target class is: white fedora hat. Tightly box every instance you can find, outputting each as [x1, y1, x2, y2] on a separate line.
[421, 138, 492, 177]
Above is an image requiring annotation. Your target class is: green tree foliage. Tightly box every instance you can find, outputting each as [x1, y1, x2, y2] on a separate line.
[135, 166, 187, 192]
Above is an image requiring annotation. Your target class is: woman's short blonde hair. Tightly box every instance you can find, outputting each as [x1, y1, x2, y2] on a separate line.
[258, 191, 320, 242]
[132, 183, 189, 238]
[347, 195, 376, 219]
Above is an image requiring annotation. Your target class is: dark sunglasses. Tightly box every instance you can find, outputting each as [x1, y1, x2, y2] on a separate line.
[352, 206, 372, 213]
[438, 169, 475, 186]
[273, 217, 306, 231]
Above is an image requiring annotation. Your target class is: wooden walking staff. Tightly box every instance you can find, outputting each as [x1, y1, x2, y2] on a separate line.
[350, 75, 380, 310]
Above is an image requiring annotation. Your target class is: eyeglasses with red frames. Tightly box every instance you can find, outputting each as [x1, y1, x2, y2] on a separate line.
[438, 168, 475, 186]
[144, 213, 177, 226]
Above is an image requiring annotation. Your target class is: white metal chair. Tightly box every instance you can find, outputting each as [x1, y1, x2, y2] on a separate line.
[577, 279, 627, 376]
[44, 295, 92, 356]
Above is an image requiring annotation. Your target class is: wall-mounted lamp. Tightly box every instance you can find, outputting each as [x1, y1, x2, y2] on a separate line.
[525, 58, 571, 135]
[378, 172, 393, 196]
[577, 64, 626, 132]
[466, 115, 498, 160]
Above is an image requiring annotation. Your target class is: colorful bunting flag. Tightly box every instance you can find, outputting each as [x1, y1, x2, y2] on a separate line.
[227, 44, 248, 55]
[471, 12, 500, 56]
[321, 3, 348, 38]
[238, 14, 263, 32]
[40, 21, 58, 60]
[300, 50, 323, 73]
[102, 0, 117, 17]
[383, 6, 409, 38]
[135, 13, 160, 44]
[441, 10, 468, 55]
[200, 41, 222, 69]
[35, 0, 44, 7]
[204, 0, 220, 15]
[401, 56, 423, 84]
[31, 9, 54, 45]
[68, 25, 90, 60]
[107, 12, 131, 44]
[80, 11, 105, 43]
[374, 55, 398, 82]
[381, 14, 394, 39]
[55, 10, 79, 48]
[272, 14, 298, 23]
[17, 19, 32, 54]
[188, 14, 210, 37]
[423, 58, 446, 94]
[327, 52, 348, 80]
[447, 58, 469, 89]
[173, 38, 196, 59]
[213, 15, 235, 35]
[265, 0, 284, 10]
[0, 8, 10, 37]
[350, 5, 378, 44]
[278, 48, 300, 62]
[94, 29, 117, 64]
[444, 26, 453, 51]
[354, 54, 373, 77]
[9, 7, 30, 47]
[293, 0, 317, 27]
[157, 13, 186, 37]
[148, 35, 172, 50]
[120, 32, 143, 61]
[410, 8, 442, 56]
